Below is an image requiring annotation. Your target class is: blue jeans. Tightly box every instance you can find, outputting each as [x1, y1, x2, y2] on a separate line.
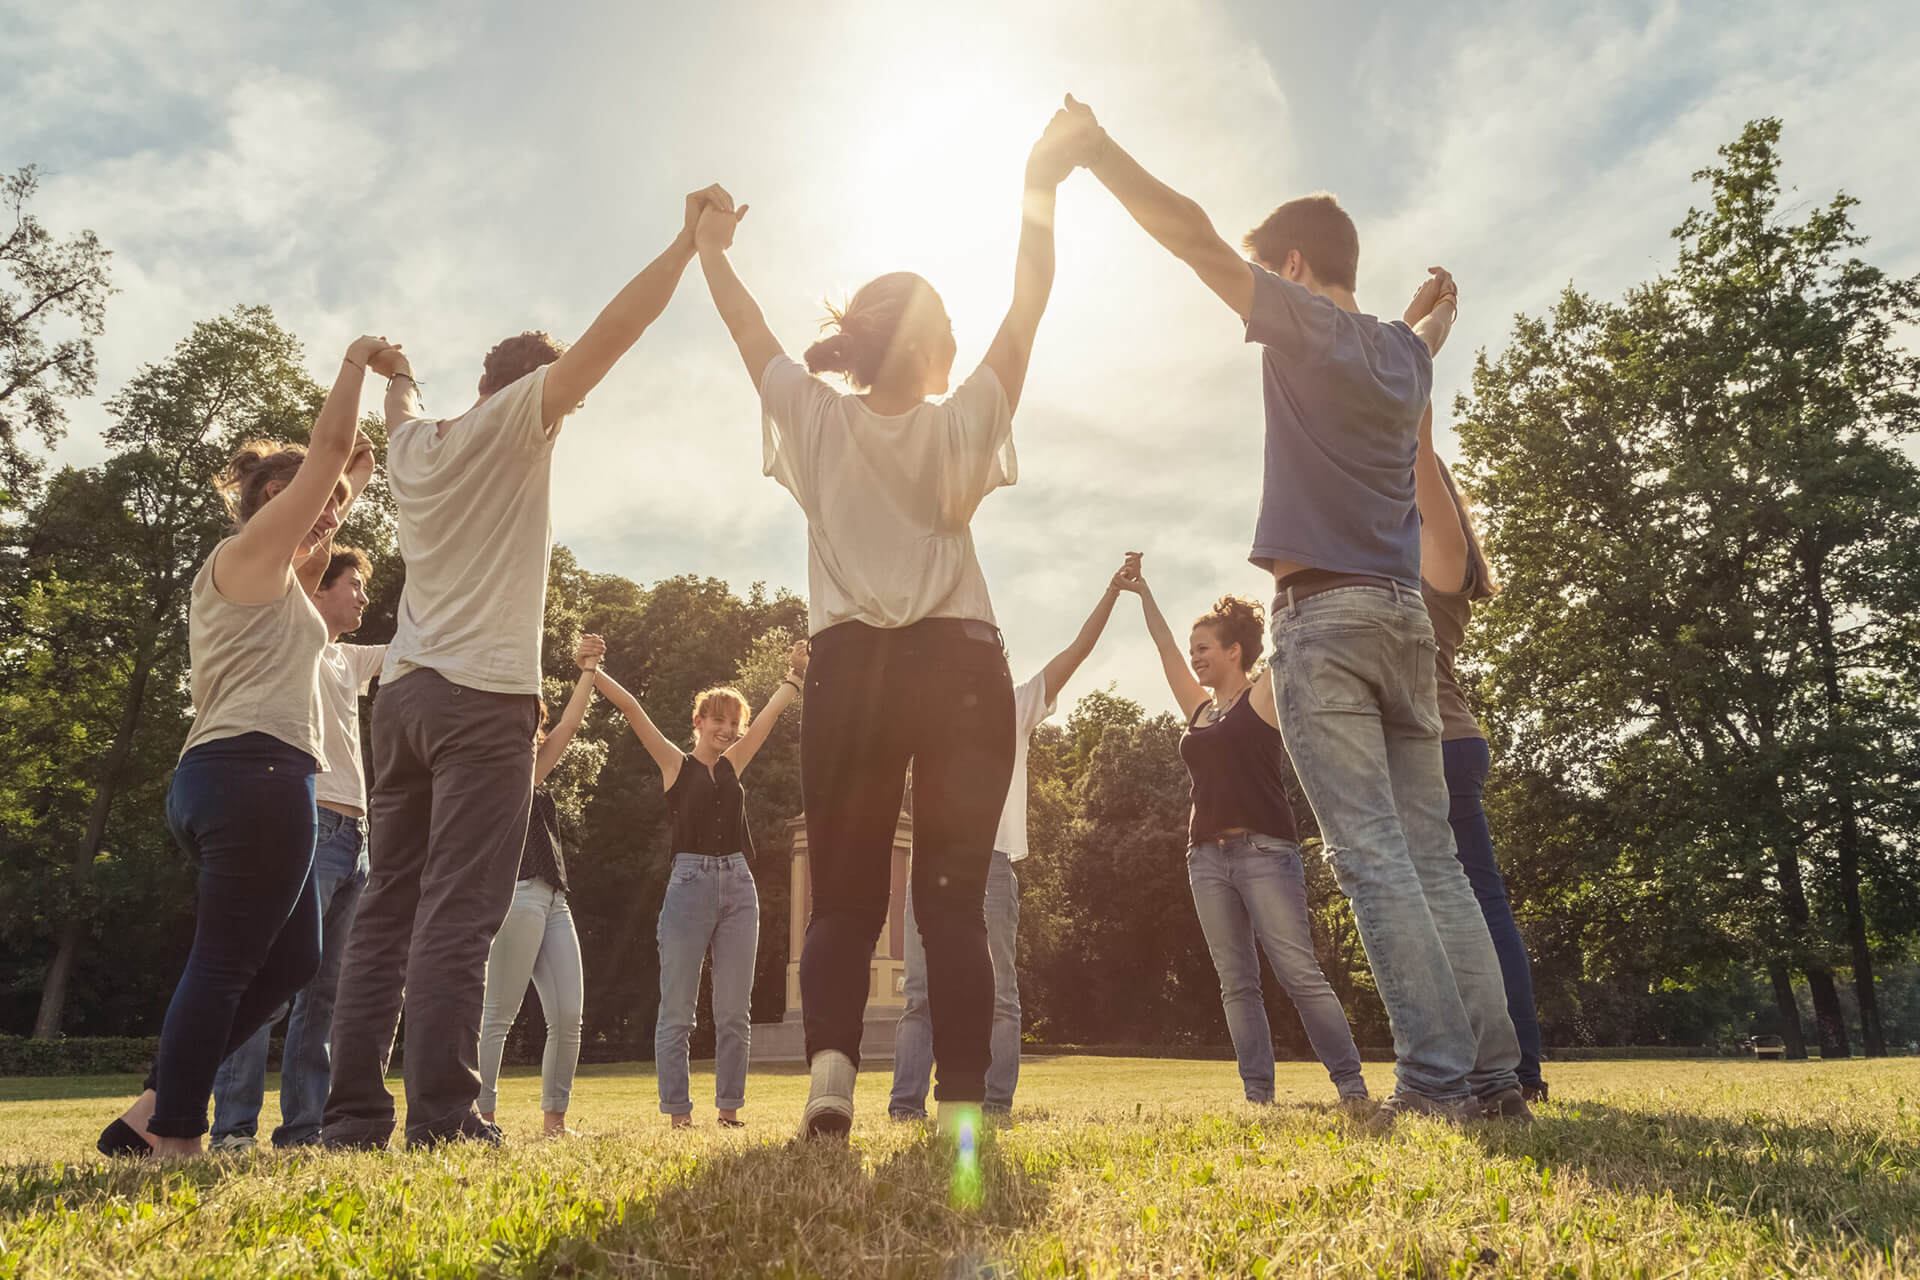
[890, 849, 1021, 1117]
[1186, 832, 1366, 1101]
[211, 807, 369, 1145]
[1271, 585, 1520, 1103]
[655, 853, 760, 1115]
[1444, 737, 1546, 1089]
[478, 877, 584, 1114]
[147, 733, 322, 1139]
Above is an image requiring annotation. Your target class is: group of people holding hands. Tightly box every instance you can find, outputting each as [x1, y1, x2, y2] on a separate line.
[99, 93, 1545, 1159]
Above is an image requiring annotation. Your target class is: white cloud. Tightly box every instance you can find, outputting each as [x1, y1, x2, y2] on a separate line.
[5, 0, 1916, 716]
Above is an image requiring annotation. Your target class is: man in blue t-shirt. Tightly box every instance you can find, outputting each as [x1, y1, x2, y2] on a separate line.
[1057, 96, 1526, 1123]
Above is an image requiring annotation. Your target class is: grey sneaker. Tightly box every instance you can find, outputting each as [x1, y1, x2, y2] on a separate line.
[800, 1050, 856, 1141]
[1369, 1090, 1466, 1131]
[208, 1132, 256, 1154]
[1472, 1088, 1535, 1123]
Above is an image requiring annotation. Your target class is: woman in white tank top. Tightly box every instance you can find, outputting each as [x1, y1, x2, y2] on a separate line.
[99, 334, 396, 1159]
[689, 108, 1085, 1141]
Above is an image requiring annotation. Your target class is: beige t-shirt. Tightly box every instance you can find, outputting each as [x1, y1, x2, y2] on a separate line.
[760, 356, 1014, 636]
[382, 366, 556, 695]
[180, 539, 331, 764]
[995, 672, 1058, 862]
[313, 642, 387, 813]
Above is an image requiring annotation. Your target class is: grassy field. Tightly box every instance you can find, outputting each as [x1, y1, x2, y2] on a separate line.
[0, 1055, 1914, 1278]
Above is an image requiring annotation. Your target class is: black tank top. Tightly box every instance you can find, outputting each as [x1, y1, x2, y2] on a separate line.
[517, 786, 569, 893]
[666, 753, 755, 857]
[1177, 689, 1300, 848]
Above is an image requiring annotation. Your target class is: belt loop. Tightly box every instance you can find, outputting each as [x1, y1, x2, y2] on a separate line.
[1285, 586, 1297, 615]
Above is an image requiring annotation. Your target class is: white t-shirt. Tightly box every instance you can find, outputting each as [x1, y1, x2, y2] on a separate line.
[382, 366, 556, 695]
[996, 672, 1058, 861]
[313, 642, 387, 813]
[760, 355, 1015, 636]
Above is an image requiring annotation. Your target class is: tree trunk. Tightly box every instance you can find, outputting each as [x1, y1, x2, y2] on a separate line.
[30, 645, 157, 1039]
[1802, 545, 1885, 1055]
[1771, 842, 1850, 1060]
[1768, 961, 1808, 1059]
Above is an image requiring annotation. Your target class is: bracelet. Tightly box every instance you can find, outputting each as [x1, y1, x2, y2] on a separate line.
[782, 676, 802, 694]
[390, 370, 418, 386]
[344, 358, 366, 371]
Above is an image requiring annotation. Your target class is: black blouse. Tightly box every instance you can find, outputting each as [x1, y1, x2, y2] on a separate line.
[667, 753, 755, 857]
[517, 786, 569, 892]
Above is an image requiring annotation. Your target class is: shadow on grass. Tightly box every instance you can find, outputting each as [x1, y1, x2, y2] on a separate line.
[1465, 1098, 1920, 1253]
[521, 1130, 1053, 1279]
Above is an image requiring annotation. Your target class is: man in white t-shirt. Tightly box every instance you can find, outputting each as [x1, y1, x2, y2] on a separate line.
[324, 186, 735, 1151]
[208, 547, 384, 1149]
[889, 569, 1129, 1118]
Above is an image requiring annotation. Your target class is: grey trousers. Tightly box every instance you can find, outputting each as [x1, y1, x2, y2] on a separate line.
[321, 668, 539, 1147]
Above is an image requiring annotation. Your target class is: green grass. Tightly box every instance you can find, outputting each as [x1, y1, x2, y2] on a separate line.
[1, 1056, 1915, 1277]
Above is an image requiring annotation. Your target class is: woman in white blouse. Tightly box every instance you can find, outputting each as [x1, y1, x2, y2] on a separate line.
[691, 109, 1083, 1141]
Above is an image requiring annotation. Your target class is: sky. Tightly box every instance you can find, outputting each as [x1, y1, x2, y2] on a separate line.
[6, 0, 1918, 718]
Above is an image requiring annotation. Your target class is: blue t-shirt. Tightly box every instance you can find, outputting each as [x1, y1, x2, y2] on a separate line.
[1243, 263, 1433, 589]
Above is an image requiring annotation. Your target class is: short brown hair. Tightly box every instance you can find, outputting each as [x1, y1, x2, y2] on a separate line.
[216, 440, 347, 528]
[481, 331, 568, 396]
[319, 545, 371, 592]
[1193, 595, 1266, 673]
[1243, 194, 1359, 291]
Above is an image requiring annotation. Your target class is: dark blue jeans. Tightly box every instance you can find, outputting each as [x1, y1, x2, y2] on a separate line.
[147, 733, 323, 1139]
[210, 808, 368, 1146]
[1443, 736, 1546, 1089]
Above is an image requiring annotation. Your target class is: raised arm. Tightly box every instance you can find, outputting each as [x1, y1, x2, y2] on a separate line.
[1415, 403, 1469, 594]
[1404, 267, 1459, 358]
[539, 186, 730, 432]
[1062, 96, 1254, 321]
[215, 335, 392, 605]
[1039, 569, 1126, 705]
[370, 344, 423, 432]
[695, 199, 786, 387]
[592, 666, 685, 790]
[978, 116, 1072, 413]
[1114, 556, 1210, 720]
[724, 640, 808, 774]
[534, 635, 605, 784]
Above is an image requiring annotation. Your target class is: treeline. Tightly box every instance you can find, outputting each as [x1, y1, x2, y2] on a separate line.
[4, 121, 1918, 1058]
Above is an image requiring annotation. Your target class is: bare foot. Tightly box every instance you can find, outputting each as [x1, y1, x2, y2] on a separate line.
[542, 1111, 569, 1138]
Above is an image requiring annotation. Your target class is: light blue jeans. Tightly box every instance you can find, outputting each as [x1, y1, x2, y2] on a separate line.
[477, 877, 584, 1114]
[1186, 832, 1366, 1101]
[655, 853, 760, 1115]
[1271, 584, 1520, 1103]
[890, 849, 1021, 1117]
[210, 808, 368, 1146]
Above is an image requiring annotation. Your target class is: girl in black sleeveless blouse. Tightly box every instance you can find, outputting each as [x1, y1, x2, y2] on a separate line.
[1115, 556, 1368, 1106]
[593, 639, 808, 1128]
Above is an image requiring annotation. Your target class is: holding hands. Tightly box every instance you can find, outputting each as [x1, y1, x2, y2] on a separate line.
[785, 638, 810, 685]
[1113, 550, 1146, 594]
[1028, 94, 1107, 187]
[575, 632, 607, 671]
[689, 184, 748, 255]
[1404, 267, 1459, 326]
[346, 335, 401, 371]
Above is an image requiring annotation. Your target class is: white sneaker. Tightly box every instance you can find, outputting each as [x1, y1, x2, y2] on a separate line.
[209, 1132, 256, 1154]
[799, 1050, 855, 1140]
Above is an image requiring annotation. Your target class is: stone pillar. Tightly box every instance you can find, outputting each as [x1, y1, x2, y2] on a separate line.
[755, 807, 913, 1062]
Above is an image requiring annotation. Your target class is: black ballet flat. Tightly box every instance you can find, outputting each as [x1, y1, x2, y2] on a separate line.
[97, 1117, 153, 1158]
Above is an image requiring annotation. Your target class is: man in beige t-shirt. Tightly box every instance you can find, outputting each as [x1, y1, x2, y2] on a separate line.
[324, 186, 735, 1150]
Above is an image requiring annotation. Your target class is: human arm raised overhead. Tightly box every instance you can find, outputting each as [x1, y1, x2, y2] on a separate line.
[723, 639, 809, 775]
[534, 634, 605, 785]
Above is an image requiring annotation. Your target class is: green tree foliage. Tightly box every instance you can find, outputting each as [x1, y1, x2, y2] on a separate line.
[0, 165, 113, 505]
[1457, 119, 1920, 1058]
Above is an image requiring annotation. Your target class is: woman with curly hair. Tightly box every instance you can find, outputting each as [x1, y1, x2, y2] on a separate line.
[1116, 554, 1367, 1107]
[98, 335, 393, 1158]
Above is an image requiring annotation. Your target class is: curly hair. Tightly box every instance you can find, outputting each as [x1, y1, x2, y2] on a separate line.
[215, 440, 336, 528]
[480, 331, 569, 396]
[318, 545, 371, 592]
[1193, 595, 1266, 673]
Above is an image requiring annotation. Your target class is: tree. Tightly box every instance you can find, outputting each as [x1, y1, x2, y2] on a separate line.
[0, 165, 113, 505]
[13, 306, 323, 1038]
[1456, 119, 1920, 1058]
